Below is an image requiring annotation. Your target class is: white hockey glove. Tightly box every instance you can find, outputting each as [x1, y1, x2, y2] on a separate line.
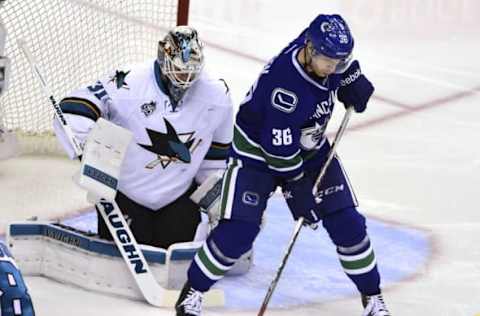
[190, 171, 223, 223]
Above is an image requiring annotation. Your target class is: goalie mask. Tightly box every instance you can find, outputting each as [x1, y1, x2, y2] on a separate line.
[158, 26, 204, 90]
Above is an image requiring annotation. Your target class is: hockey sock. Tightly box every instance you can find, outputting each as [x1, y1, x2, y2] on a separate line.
[337, 235, 381, 295]
[322, 207, 381, 296]
[188, 219, 260, 292]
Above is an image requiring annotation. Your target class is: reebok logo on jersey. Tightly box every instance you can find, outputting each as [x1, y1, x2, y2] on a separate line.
[340, 68, 361, 86]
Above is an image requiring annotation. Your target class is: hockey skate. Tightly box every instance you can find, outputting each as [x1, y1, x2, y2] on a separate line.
[175, 281, 203, 316]
[361, 293, 391, 316]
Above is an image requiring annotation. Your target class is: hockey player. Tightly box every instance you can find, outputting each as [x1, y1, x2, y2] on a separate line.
[175, 14, 392, 316]
[54, 26, 234, 249]
[0, 243, 36, 316]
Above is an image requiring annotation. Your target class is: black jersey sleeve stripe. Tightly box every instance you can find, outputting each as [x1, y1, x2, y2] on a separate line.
[59, 97, 101, 121]
[205, 142, 231, 160]
[211, 141, 230, 149]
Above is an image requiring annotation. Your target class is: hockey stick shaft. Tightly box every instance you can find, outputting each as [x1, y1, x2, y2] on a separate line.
[257, 217, 304, 316]
[17, 40, 83, 156]
[312, 106, 353, 198]
[257, 107, 354, 316]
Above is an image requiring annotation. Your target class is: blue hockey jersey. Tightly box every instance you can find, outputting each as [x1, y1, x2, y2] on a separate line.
[230, 30, 343, 180]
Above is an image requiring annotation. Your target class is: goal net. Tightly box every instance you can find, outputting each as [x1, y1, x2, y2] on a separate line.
[0, 0, 188, 155]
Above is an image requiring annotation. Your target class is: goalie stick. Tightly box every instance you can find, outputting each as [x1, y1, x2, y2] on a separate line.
[17, 40, 224, 307]
[17, 40, 83, 157]
[257, 106, 354, 316]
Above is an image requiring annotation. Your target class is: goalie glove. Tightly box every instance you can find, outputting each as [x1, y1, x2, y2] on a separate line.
[190, 172, 268, 231]
[190, 171, 223, 223]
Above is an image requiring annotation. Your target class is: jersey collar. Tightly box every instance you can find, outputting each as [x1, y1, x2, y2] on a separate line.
[154, 60, 169, 95]
[291, 47, 329, 91]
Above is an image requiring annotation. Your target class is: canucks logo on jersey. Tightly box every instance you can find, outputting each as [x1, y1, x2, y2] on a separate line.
[300, 121, 327, 150]
[139, 118, 200, 169]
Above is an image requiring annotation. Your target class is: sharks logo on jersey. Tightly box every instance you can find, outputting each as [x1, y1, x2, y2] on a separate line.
[109, 70, 130, 90]
[139, 118, 201, 169]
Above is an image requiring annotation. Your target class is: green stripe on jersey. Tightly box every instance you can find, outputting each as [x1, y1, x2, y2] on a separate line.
[233, 125, 303, 172]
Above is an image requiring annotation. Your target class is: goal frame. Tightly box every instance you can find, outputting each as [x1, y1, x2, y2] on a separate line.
[0, 0, 191, 156]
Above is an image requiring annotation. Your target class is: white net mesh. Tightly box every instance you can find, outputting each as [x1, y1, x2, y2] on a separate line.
[0, 0, 181, 155]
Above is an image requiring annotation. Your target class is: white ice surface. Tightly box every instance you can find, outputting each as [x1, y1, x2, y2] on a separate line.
[1, 1, 480, 315]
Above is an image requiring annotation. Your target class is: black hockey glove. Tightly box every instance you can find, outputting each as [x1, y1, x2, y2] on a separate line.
[337, 60, 374, 113]
[282, 174, 322, 225]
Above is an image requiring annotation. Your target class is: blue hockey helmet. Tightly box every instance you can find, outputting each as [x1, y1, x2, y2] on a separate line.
[306, 14, 354, 72]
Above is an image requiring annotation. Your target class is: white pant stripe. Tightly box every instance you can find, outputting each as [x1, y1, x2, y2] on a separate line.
[223, 158, 242, 219]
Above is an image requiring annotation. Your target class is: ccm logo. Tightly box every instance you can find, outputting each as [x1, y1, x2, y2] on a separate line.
[316, 184, 345, 203]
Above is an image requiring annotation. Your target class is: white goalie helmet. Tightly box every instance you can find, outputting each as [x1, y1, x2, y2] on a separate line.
[158, 25, 204, 90]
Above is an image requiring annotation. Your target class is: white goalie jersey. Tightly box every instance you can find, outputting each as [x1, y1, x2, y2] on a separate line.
[54, 60, 233, 210]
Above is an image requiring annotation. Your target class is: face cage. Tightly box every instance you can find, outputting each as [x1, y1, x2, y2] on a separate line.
[310, 46, 353, 74]
[161, 53, 204, 89]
